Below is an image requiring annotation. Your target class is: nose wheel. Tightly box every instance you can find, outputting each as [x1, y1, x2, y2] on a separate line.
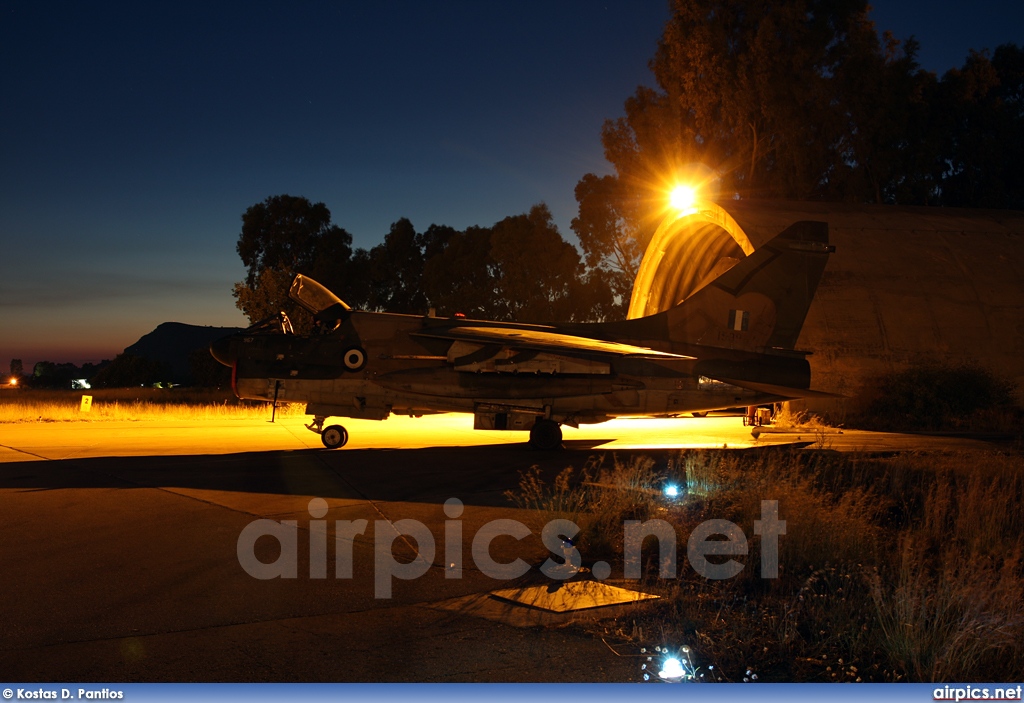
[321, 424, 349, 449]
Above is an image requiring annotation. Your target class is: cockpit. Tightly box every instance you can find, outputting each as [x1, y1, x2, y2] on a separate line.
[288, 272, 352, 333]
[289, 275, 349, 314]
[243, 274, 352, 335]
[289, 274, 351, 331]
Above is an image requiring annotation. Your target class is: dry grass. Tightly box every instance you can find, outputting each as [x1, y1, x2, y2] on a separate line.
[868, 537, 1024, 681]
[505, 454, 664, 560]
[756, 406, 840, 449]
[771, 405, 832, 431]
[509, 447, 1024, 682]
[0, 388, 302, 423]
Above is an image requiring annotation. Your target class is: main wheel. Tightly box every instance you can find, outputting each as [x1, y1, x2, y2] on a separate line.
[529, 419, 562, 450]
[321, 424, 349, 449]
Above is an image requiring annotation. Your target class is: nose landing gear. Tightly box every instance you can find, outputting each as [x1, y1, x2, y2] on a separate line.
[305, 415, 349, 449]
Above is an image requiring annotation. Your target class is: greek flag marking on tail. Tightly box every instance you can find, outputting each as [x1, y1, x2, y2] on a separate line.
[728, 310, 749, 331]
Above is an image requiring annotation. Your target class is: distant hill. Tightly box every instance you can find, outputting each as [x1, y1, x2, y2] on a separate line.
[124, 322, 244, 384]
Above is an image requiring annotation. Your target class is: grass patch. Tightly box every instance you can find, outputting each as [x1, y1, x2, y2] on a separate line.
[505, 454, 664, 561]
[510, 448, 1024, 682]
[0, 388, 301, 423]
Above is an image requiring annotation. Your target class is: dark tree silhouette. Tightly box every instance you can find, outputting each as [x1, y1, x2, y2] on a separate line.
[600, 0, 904, 202]
[188, 347, 231, 388]
[234, 198, 612, 325]
[29, 361, 86, 389]
[368, 218, 428, 314]
[935, 45, 1024, 209]
[421, 226, 497, 317]
[90, 354, 171, 388]
[488, 204, 590, 322]
[572, 174, 643, 319]
[572, 0, 1024, 313]
[233, 194, 353, 327]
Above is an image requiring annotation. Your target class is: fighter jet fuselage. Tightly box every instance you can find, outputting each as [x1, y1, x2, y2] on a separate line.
[211, 220, 835, 449]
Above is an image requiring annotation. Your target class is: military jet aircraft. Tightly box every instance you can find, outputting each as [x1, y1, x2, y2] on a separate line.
[210, 220, 835, 449]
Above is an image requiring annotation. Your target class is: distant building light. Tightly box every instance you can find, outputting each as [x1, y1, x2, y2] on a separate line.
[71, 379, 92, 390]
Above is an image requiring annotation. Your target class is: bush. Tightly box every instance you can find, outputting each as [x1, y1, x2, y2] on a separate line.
[853, 364, 1017, 432]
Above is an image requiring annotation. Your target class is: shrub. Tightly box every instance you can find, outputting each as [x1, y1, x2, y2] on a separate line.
[853, 364, 1017, 432]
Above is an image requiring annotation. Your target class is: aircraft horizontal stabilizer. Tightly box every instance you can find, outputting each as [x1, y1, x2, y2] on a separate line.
[414, 326, 696, 360]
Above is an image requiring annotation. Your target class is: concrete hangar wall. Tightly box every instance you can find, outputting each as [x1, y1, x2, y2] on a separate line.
[629, 200, 1024, 407]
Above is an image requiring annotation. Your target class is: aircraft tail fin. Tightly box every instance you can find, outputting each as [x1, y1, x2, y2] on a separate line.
[664, 220, 833, 351]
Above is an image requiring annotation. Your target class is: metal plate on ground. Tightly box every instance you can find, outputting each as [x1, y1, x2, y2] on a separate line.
[490, 581, 659, 613]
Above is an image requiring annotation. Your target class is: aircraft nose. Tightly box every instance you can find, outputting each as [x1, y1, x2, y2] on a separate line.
[210, 334, 238, 367]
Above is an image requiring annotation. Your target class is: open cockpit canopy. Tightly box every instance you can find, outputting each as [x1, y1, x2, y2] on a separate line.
[289, 274, 351, 315]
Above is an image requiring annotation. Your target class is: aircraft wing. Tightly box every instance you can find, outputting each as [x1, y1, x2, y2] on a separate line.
[708, 377, 844, 400]
[414, 325, 695, 360]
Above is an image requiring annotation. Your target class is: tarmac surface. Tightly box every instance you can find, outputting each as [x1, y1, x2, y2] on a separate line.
[0, 414, 1003, 682]
[0, 412, 999, 462]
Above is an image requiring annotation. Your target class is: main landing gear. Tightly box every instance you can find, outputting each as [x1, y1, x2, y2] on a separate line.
[305, 415, 349, 449]
[529, 418, 563, 451]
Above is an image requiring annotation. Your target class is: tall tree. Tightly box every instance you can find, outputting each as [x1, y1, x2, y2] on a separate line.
[232, 197, 611, 325]
[579, 3, 1023, 222]
[421, 225, 497, 317]
[936, 45, 1024, 209]
[345, 219, 437, 314]
[489, 204, 588, 322]
[571, 174, 643, 318]
[608, 0, 892, 201]
[573, 0, 937, 311]
[367, 218, 429, 314]
[233, 195, 353, 326]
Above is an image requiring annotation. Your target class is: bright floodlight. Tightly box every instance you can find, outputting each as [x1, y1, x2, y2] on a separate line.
[659, 657, 686, 681]
[9, 377, 16, 386]
[664, 484, 680, 498]
[669, 184, 697, 212]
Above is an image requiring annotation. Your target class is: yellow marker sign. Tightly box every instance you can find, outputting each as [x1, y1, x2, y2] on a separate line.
[80, 395, 93, 413]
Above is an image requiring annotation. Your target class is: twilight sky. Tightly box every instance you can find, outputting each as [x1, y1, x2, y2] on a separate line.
[1, 1, 1022, 368]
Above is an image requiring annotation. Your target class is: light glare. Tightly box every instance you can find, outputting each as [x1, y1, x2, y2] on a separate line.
[669, 185, 697, 212]
[659, 656, 686, 680]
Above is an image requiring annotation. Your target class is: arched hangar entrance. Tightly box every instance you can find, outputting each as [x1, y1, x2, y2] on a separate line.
[627, 202, 755, 319]
[626, 199, 1024, 406]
